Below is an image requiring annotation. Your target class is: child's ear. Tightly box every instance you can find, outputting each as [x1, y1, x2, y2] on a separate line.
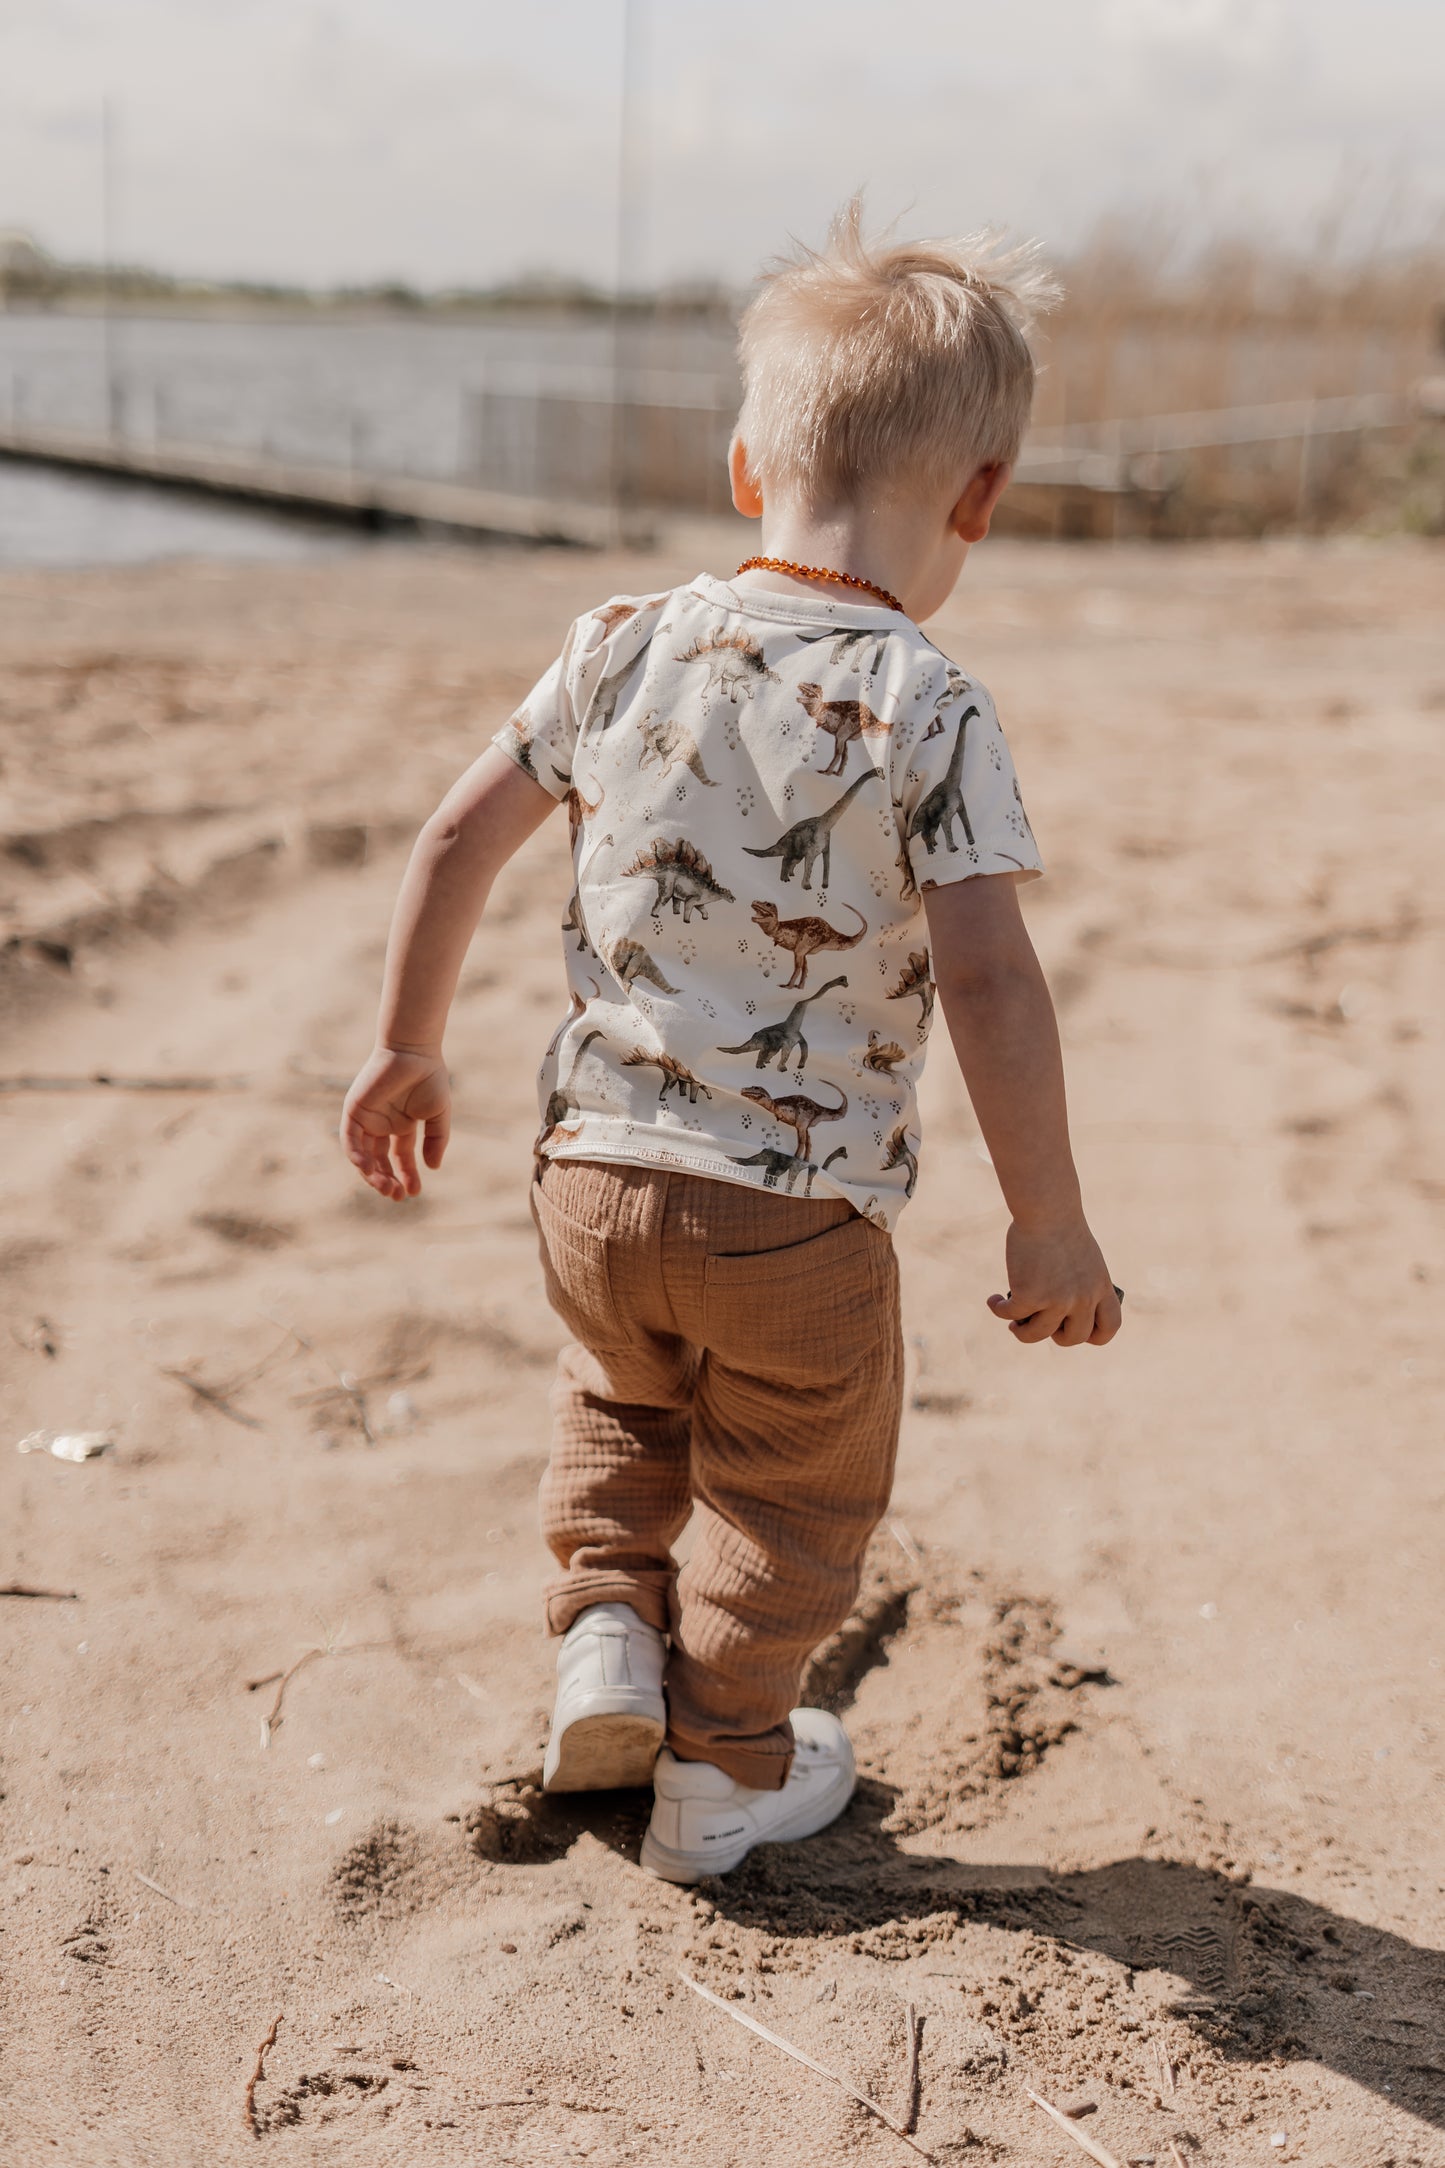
[729, 436, 764, 520]
[949, 462, 1012, 544]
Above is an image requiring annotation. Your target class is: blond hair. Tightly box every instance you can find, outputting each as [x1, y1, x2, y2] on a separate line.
[735, 199, 1059, 510]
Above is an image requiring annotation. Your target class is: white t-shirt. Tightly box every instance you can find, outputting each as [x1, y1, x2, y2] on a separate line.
[493, 572, 1041, 1231]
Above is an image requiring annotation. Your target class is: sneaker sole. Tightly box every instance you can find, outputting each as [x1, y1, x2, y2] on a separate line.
[543, 1710, 666, 1794]
[638, 1763, 856, 1883]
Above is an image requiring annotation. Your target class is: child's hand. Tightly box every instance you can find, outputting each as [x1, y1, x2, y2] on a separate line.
[340, 1046, 451, 1202]
[988, 1217, 1122, 1347]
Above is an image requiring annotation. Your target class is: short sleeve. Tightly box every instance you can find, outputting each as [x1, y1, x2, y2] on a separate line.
[896, 683, 1043, 890]
[491, 620, 582, 801]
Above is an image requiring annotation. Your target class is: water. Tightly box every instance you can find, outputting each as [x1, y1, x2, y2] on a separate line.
[0, 307, 737, 567]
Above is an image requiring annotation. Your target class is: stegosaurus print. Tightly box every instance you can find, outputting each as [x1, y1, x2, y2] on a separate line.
[674, 626, 780, 707]
[622, 838, 734, 923]
[882, 1122, 920, 1197]
[886, 949, 935, 1030]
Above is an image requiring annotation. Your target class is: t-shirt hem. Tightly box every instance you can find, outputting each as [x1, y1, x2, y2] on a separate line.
[539, 1121, 897, 1228]
[918, 850, 1044, 889]
[492, 725, 571, 800]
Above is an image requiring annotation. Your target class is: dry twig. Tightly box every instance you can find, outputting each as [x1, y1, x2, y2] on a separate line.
[680, 1972, 934, 2161]
[133, 1868, 194, 1910]
[903, 2001, 922, 2134]
[1167, 2143, 1190, 2168]
[161, 1368, 264, 1430]
[253, 1647, 322, 1745]
[243, 2013, 282, 2137]
[0, 1582, 79, 1600]
[1026, 2089, 1125, 2168]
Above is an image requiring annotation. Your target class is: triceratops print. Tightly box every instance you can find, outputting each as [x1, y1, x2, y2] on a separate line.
[635, 711, 717, 787]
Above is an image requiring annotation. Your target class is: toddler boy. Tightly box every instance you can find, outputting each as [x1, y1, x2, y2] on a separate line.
[342, 203, 1121, 1884]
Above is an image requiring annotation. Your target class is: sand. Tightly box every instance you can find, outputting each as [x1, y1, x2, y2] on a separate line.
[1, 532, 1441, 2167]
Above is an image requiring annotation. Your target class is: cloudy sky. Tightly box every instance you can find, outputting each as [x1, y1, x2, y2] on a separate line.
[1, 0, 1440, 288]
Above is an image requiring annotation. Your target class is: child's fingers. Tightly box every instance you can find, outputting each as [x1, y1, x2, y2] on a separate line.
[1008, 1304, 1066, 1344]
[393, 1124, 422, 1197]
[1051, 1304, 1095, 1348]
[422, 1107, 450, 1169]
[341, 1109, 405, 1201]
[1089, 1290, 1124, 1345]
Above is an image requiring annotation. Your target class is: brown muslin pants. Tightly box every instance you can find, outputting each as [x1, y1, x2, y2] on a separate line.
[532, 1157, 904, 1790]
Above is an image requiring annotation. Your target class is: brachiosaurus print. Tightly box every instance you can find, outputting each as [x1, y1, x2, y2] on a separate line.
[591, 649, 647, 731]
[636, 711, 716, 786]
[728, 1142, 848, 1196]
[742, 769, 880, 890]
[674, 626, 780, 707]
[749, 899, 868, 988]
[622, 1047, 713, 1105]
[796, 681, 893, 777]
[537, 1029, 604, 1153]
[908, 705, 979, 855]
[882, 1124, 920, 1198]
[862, 1029, 908, 1077]
[717, 976, 847, 1072]
[741, 1079, 847, 1161]
[563, 831, 613, 953]
[601, 936, 679, 995]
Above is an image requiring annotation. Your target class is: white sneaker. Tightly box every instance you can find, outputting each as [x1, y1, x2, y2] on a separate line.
[541, 1602, 667, 1793]
[638, 1708, 855, 1882]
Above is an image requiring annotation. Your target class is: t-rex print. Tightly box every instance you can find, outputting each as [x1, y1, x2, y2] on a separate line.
[882, 1124, 920, 1197]
[622, 837, 734, 923]
[563, 831, 613, 952]
[622, 1047, 713, 1105]
[717, 975, 847, 1072]
[740, 1079, 847, 1161]
[750, 899, 868, 988]
[636, 711, 716, 787]
[862, 1029, 907, 1077]
[796, 681, 893, 777]
[602, 936, 679, 995]
[886, 949, 935, 1031]
[674, 627, 780, 707]
[908, 705, 979, 854]
[537, 1029, 604, 1153]
[742, 768, 880, 890]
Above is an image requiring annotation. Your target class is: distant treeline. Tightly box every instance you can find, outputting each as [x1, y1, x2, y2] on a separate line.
[0, 236, 735, 319]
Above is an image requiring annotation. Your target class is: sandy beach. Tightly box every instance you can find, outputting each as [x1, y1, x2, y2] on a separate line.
[1, 532, 1441, 2166]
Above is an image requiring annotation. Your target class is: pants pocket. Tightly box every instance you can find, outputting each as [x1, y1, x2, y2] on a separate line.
[530, 1178, 630, 1350]
[701, 1214, 887, 1386]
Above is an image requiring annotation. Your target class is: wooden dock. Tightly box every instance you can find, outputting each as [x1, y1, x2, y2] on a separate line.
[0, 423, 621, 548]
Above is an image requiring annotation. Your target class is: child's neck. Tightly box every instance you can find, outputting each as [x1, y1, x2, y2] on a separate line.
[738, 493, 960, 622]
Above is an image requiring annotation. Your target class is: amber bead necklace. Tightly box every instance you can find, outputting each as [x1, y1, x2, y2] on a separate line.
[734, 555, 905, 615]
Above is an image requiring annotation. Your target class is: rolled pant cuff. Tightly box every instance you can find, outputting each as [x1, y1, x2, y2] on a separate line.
[544, 1569, 673, 1638]
[666, 1725, 793, 1792]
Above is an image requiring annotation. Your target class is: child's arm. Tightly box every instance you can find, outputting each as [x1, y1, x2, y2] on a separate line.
[341, 746, 557, 1201]
[924, 874, 1121, 1348]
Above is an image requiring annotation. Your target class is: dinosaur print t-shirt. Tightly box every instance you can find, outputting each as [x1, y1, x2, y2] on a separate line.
[493, 573, 1041, 1231]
